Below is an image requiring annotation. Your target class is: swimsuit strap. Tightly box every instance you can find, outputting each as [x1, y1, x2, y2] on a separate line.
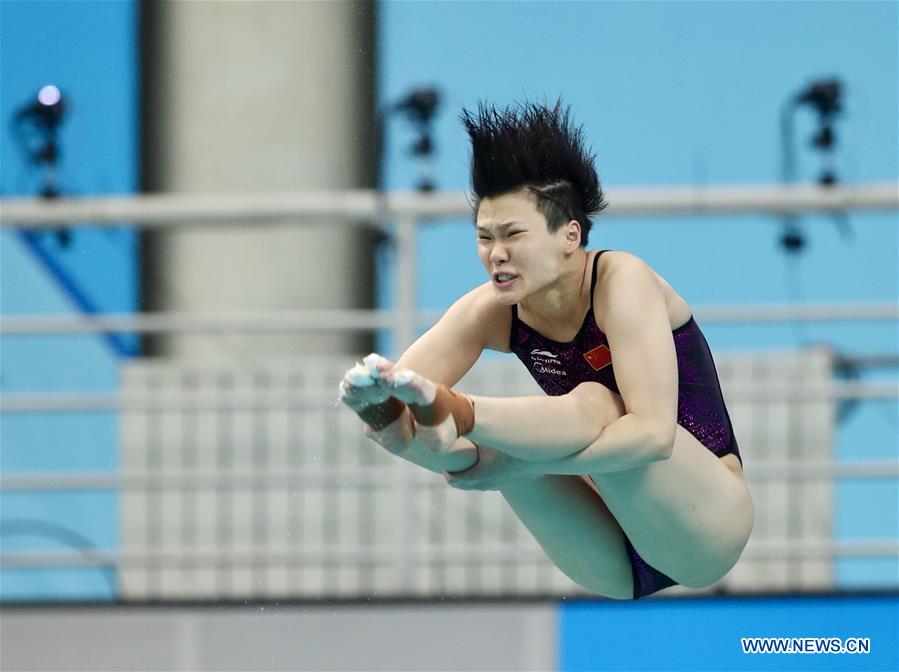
[509, 300, 519, 354]
[589, 250, 609, 304]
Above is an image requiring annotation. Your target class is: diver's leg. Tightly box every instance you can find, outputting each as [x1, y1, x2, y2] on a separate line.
[373, 359, 752, 590]
[587, 429, 753, 588]
[497, 474, 634, 600]
[378, 358, 623, 460]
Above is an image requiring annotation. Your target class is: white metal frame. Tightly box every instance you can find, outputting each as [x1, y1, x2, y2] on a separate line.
[2, 459, 898, 494]
[1, 184, 897, 596]
[4, 540, 897, 571]
[1, 380, 897, 414]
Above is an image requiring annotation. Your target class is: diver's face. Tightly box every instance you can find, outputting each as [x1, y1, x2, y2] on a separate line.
[476, 191, 571, 305]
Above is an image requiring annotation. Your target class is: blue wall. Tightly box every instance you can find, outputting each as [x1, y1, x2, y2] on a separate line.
[559, 594, 899, 671]
[0, 0, 141, 321]
[377, 1, 898, 588]
[0, 0, 139, 599]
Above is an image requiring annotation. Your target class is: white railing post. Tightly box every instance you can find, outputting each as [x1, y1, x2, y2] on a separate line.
[393, 214, 418, 355]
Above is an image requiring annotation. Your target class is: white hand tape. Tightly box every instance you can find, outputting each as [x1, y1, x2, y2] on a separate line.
[347, 362, 375, 387]
[363, 353, 383, 380]
[393, 368, 415, 386]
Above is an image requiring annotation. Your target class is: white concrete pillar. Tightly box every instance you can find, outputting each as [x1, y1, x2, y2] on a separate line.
[141, 0, 377, 361]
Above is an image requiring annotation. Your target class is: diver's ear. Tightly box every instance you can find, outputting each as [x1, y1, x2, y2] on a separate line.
[565, 219, 582, 251]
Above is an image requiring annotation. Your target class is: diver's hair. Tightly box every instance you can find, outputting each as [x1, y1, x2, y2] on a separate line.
[460, 98, 607, 247]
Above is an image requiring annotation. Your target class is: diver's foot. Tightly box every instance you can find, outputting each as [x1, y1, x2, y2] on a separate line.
[374, 356, 439, 407]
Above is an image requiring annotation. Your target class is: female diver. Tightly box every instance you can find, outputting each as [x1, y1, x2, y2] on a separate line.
[339, 100, 753, 600]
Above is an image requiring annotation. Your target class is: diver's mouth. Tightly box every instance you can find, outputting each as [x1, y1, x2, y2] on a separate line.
[493, 272, 518, 288]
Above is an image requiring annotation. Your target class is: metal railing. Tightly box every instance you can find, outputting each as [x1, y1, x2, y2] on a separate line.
[1, 184, 897, 599]
[3, 182, 897, 350]
[2, 350, 895, 597]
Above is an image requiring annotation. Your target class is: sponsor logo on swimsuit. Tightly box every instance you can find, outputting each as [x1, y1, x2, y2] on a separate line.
[530, 348, 567, 376]
[584, 344, 613, 371]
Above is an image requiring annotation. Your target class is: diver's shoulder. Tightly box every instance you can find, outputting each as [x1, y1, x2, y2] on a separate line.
[459, 280, 503, 307]
[596, 250, 665, 284]
[599, 249, 648, 271]
[459, 282, 514, 352]
[594, 250, 693, 330]
[470, 279, 515, 319]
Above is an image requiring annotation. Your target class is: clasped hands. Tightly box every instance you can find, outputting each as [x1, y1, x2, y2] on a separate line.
[338, 354, 534, 491]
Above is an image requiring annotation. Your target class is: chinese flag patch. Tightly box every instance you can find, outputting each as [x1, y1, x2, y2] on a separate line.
[584, 344, 612, 371]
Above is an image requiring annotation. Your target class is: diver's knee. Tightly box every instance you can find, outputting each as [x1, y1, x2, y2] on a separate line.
[569, 382, 626, 427]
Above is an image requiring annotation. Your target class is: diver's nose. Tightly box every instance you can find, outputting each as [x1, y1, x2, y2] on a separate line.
[489, 242, 509, 265]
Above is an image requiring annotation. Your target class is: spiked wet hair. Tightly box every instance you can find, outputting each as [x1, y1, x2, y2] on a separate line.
[460, 98, 607, 248]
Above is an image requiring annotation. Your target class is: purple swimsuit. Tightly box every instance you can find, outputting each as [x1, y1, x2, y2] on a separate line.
[509, 250, 741, 599]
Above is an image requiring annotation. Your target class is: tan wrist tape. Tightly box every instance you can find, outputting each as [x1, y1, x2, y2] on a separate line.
[409, 384, 475, 436]
[359, 398, 407, 432]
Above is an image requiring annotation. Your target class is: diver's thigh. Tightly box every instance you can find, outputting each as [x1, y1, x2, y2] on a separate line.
[588, 425, 753, 587]
[499, 474, 634, 599]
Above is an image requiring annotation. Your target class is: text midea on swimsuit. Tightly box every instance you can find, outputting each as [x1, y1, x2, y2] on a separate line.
[529, 349, 567, 376]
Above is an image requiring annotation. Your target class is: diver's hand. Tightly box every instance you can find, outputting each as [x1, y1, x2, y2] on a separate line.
[338, 354, 393, 409]
[373, 356, 473, 458]
[339, 354, 411, 456]
[339, 354, 477, 474]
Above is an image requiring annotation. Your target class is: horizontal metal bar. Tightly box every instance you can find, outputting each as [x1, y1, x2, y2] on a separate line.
[0, 547, 549, 569]
[605, 182, 899, 215]
[693, 303, 899, 322]
[1, 304, 897, 336]
[0, 468, 403, 491]
[835, 354, 899, 370]
[2, 382, 895, 413]
[740, 540, 899, 560]
[0, 392, 331, 412]
[0, 190, 390, 227]
[743, 460, 899, 480]
[1, 183, 896, 228]
[0, 310, 404, 335]
[2, 539, 895, 569]
[722, 382, 899, 401]
[1, 460, 895, 493]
